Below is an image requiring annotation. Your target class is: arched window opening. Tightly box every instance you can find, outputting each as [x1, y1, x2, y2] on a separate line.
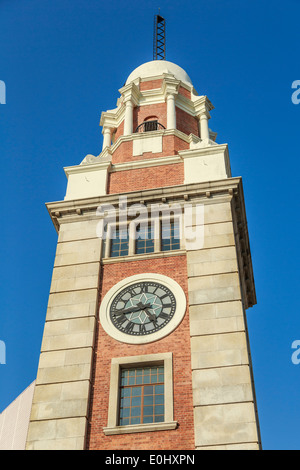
[135, 116, 165, 133]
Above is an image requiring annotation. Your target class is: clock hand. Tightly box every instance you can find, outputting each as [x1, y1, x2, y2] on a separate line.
[136, 302, 152, 310]
[143, 307, 157, 324]
[115, 302, 152, 316]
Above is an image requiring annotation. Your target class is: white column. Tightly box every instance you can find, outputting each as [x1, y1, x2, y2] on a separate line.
[102, 127, 111, 150]
[123, 99, 133, 135]
[166, 93, 176, 129]
[199, 112, 210, 140]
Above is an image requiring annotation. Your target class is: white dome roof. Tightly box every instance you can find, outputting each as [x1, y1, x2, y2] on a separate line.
[125, 60, 193, 87]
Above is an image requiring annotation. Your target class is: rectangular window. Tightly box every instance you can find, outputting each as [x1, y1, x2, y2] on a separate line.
[110, 228, 129, 258]
[161, 219, 181, 252]
[103, 353, 176, 435]
[102, 218, 182, 260]
[119, 366, 164, 426]
[135, 225, 155, 255]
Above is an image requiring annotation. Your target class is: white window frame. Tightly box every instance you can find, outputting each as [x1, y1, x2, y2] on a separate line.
[103, 352, 177, 435]
[102, 213, 183, 260]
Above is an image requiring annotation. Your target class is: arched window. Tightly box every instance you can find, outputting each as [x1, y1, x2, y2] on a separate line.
[135, 116, 165, 133]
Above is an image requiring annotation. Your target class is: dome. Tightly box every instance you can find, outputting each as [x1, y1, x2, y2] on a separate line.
[125, 60, 193, 87]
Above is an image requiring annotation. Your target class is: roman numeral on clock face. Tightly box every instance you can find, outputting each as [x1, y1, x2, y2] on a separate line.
[113, 312, 126, 326]
[159, 312, 169, 320]
[123, 322, 135, 333]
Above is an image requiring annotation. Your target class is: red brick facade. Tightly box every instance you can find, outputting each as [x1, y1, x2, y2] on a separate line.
[87, 256, 195, 450]
[108, 162, 184, 194]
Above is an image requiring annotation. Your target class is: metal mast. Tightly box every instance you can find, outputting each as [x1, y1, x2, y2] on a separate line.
[153, 14, 166, 60]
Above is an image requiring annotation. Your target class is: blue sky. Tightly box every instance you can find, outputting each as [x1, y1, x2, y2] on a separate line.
[0, 0, 299, 450]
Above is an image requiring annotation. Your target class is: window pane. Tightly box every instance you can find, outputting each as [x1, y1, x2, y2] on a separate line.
[136, 225, 154, 254]
[120, 417, 129, 425]
[143, 406, 153, 416]
[155, 405, 164, 415]
[131, 407, 141, 417]
[155, 394, 164, 405]
[158, 374, 164, 383]
[110, 229, 129, 257]
[131, 417, 141, 425]
[144, 385, 153, 395]
[132, 387, 141, 397]
[132, 396, 141, 406]
[121, 397, 130, 407]
[161, 220, 180, 252]
[155, 384, 164, 394]
[151, 374, 158, 383]
[143, 415, 153, 424]
[120, 408, 130, 418]
[144, 395, 154, 405]
[154, 415, 164, 423]
[121, 388, 131, 398]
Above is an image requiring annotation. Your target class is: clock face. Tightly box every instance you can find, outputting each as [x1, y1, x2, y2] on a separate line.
[109, 281, 176, 337]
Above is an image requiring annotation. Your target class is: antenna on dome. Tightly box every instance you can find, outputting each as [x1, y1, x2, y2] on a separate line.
[153, 12, 166, 60]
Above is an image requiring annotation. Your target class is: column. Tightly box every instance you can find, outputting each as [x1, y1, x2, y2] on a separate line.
[123, 99, 133, 135]
[199, 112, 210, 140]
[166, 93, 176, 130]
[102, 126, 112, 150]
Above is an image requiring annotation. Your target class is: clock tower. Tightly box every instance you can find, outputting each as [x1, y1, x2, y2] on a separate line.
[26, 60, 261, 450]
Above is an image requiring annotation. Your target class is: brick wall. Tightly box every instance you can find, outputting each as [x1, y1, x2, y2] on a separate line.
[176, 107, 199, 137]
[139, 79, 163, 92]
[87, 255, 195, 450]
[178, 86, 191, 100]
[108, 162, 184, 194]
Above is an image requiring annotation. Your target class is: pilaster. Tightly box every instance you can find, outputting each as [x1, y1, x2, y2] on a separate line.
[185, 185, 261, 450]
[26, 214, 104, 450]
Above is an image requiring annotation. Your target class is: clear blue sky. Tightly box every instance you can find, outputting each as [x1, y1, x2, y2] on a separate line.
[0, 0, 299, 450]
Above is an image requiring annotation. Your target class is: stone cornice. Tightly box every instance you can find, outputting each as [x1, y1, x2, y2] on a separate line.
[179, 143, 229, 159]
[64, 160, 111, 177]
[46, 177, 241, 226]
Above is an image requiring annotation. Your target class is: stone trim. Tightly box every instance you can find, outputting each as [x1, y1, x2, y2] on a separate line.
[103, 353, 176, 435]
